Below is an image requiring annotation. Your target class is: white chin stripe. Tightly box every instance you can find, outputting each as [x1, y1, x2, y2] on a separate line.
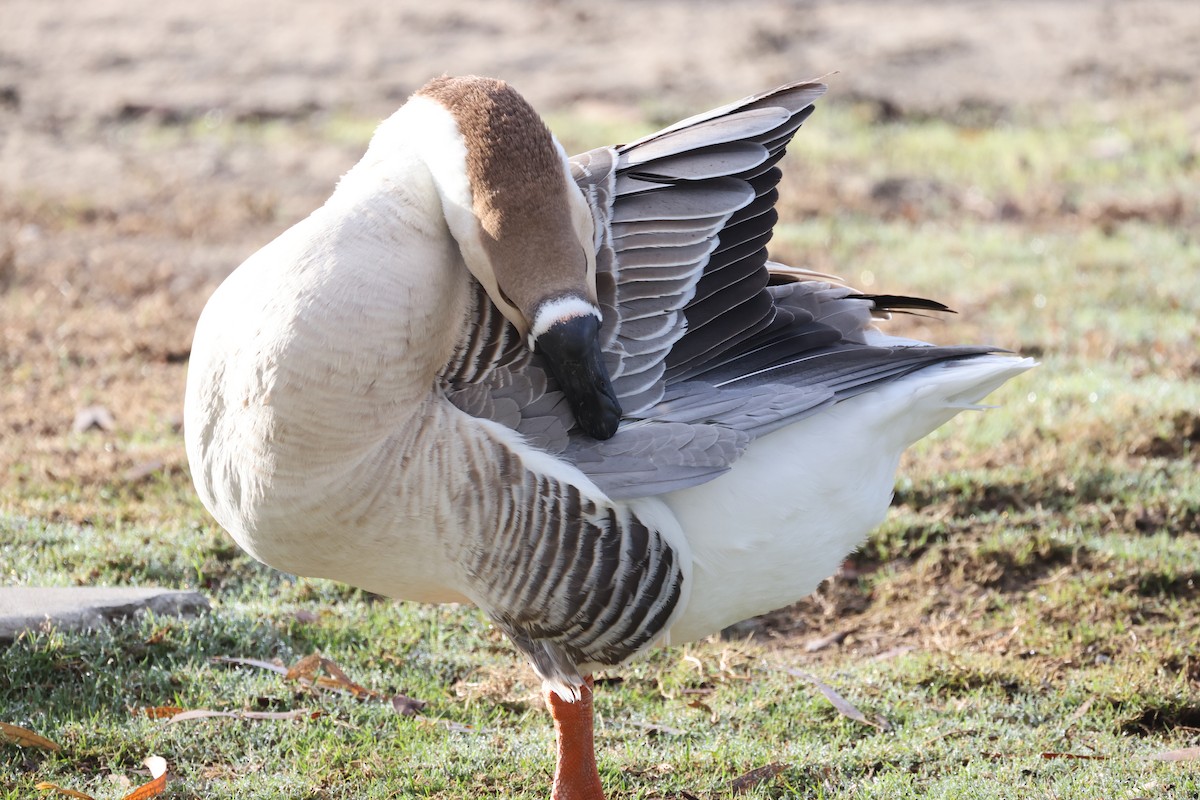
[528, 296, 603, 346]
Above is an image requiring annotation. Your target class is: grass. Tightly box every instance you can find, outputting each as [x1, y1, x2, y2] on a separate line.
[3, 93, 1199, 798]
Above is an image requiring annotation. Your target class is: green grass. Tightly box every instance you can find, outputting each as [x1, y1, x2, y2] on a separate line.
[3, 97, 1199, 798]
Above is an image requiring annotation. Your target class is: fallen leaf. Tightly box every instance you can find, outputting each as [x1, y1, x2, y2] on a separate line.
[71, 406, 115, 433]
[804, 629, 853, 652]
[282, 653, 383, 699]
[217, 652, 417, 709]
[35, 783, 93, 799]
[873, 645, 915, 661]
[242, 710, 320, 721]
[309, 657, 382, 700]
[1150, 747, 1200, 762]
[143, 626, 172, 645]
[1064, 696, 1095, 731]
[284, 653, 323, 682]
[1040, 752, 1108, 760]
[166, 710, 240, 723]
[687, 698, 718, 724]
[122, 460, 163, 483]
[786, 668, 890, 730]
[0, 721, 61, 750]
[166, 708, 316, 723]
[729, 762, 790, 794]
[132, 706, 183, 719]
[631, 721, 684, 737]
[416, 716, 478, 733]
[211, 655, 289, 675]
[391, 694, 428, 716]
[121, 756, 168, 800]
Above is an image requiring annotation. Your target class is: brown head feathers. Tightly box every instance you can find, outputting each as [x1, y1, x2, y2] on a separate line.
[416, 76, 591, 323]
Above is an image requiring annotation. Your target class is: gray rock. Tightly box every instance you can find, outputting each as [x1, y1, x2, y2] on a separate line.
[0, 587, 209, 640]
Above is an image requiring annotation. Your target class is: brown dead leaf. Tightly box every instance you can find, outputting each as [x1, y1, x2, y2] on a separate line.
[283, 653, 383, 699]
[729, 762, 790, 794]
[132, 706, 183, 719]
[284, 653, 323, 681]
[786, 668, 890, 730]
[804, 629, 853, 653]
[121, 756, 167, 800]
[35, 782, 94, 799]
[687, 698, 718, 724]
[0, 721, 61, 750]
[36, 758, 167, 800]
[391, 694, 428, 717]
[1040, 752, 1109, 760]
[218, 652, 417, 708]
[309, 657, 383, 700]
[632, 721, 684, 737]
[1150, 747, 1200, 762]
[143, 625, 172, 645]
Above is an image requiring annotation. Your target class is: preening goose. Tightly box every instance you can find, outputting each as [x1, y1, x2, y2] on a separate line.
[185, 76, 1033, 799]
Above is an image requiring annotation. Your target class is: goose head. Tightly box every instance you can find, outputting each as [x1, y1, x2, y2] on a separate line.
[407, 75, 621, 440]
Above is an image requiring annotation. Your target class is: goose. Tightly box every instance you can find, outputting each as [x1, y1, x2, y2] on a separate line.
[184, 75, 1033, 799]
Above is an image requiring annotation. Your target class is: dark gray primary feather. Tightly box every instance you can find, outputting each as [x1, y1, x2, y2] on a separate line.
[441, 80, 1006, 499]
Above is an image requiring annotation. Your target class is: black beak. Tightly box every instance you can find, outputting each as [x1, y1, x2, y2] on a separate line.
[534, 314, 622, 440]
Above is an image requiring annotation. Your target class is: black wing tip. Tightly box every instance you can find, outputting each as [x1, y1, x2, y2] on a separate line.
[847, 293, 957, 315]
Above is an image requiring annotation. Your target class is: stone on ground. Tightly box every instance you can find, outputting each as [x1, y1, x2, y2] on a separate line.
[0, 587, 209, 640]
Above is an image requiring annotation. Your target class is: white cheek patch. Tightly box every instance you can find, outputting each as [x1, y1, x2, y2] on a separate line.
[528, 296, 603, 348]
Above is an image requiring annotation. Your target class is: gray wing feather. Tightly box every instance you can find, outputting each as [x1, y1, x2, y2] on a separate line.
[614, 174, 673, 196]
[610, 180, 753, 223]
[563, 422, 752, 499]
[612, 228, 720, 250]
[614, 239, 720, 270]
[616, 108, 791, 164]
[611, 216, 730, 238]
[623, 142, 770, 179]
[621, 82, 828, 149]
[615, 274, 699, 303]
[444, 80, 1008, 499]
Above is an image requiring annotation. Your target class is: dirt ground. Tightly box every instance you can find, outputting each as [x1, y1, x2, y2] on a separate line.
[2, 0, 1198, 488]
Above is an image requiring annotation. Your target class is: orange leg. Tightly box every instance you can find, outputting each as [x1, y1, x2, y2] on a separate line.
[544, 675, 606, 800]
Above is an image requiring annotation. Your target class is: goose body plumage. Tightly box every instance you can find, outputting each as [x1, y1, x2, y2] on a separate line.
[185, 77, 1032, 791]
